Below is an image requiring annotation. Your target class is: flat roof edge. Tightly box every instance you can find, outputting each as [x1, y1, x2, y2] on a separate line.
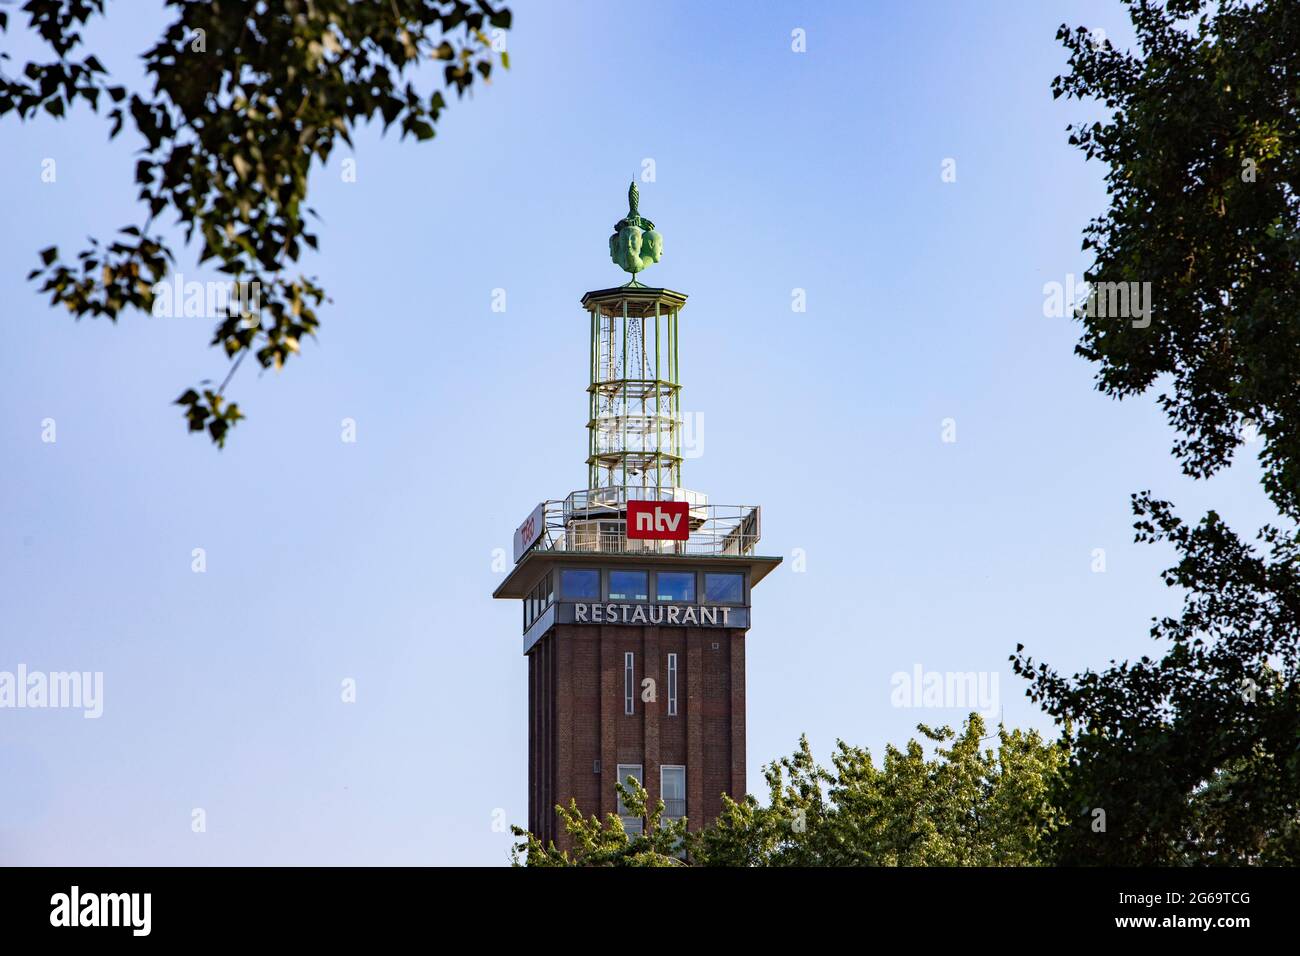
[492, 552, 783, 600]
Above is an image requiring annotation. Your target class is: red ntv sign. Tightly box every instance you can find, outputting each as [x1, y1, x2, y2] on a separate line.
[627, 500, 690, 540]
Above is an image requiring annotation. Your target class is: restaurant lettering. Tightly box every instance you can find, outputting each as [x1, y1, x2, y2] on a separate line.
[573, 603, 732, 626]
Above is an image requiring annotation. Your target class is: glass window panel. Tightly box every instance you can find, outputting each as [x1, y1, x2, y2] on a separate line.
[616, 763, 644, 830]
[661, 766, 686, 821]
[661, 766, 685, 800]
[704, 572, 744, 604]
[608, 570, 648, 601]
[656, 571, 696, 602]
[560, 568, 600, 600]
[667, 653, 678, 716]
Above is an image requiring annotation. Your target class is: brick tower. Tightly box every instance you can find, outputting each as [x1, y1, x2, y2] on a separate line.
[493, 184, 779, 849]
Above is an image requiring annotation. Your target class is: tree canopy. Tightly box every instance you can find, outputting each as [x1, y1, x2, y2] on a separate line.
[2, 0, 510, 445]
[691, 716, 1065, 867]
[1056, 0, 1300, 517]
[1014, 0, 1300, 864]
[511, 777, 690, 868]
[1015, 493, 1300, 864]
[513, 716, 1067, 867]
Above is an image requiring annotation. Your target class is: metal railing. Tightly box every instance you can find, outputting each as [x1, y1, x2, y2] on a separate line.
[522, 490, 761, 559]
[661, 798, 686, 820]
[565, 485, 708, 511]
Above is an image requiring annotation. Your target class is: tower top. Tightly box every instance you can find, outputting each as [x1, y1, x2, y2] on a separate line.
[492, 182, 774, 603]
[608, 181, 663, 281]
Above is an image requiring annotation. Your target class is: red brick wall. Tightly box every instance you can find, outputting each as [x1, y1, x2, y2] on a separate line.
[527, 623, 746, 852]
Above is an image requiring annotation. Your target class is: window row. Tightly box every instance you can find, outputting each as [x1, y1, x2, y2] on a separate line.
[616, 764, 686, 833]
[559, 568, 745, 605]
[523, 572, 555, 631]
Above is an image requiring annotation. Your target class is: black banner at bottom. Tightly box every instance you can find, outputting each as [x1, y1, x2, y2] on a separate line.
[0, 866, 1279, 940]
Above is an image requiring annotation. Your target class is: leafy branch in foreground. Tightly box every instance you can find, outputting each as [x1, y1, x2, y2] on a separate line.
[2, 0, 510, 445]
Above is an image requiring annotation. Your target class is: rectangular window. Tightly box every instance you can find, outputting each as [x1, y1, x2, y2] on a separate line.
[667, 653, 678, 716]
[624, 652, 635, 715]
[560, 568, 600, 600]
[703, 572, 744, 604]
[661, 766, 686, 822]
[616, 763, 644, 835]
[656, 571, 696, 602]
[608, 570, 648, 601]
[526, 575, 555, 631]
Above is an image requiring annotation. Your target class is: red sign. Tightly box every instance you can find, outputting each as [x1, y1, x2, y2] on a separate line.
[513, 502, 546, 562]
[627, 500, 690, 540]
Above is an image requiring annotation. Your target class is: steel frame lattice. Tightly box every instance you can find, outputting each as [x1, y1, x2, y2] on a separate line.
[582, 286, 687, 498]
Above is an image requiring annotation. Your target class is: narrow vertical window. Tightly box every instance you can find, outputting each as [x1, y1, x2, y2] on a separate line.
[667, 653, 678, 716]
[660, 766, 686, 822]
[616, 764, 644, 834]
[624, 652, 634, 715]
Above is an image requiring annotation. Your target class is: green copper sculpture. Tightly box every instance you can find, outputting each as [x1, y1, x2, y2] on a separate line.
[609, 181, 663, 281]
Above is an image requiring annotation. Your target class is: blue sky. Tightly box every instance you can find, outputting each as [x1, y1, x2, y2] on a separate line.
[0, 0, 1279, 865]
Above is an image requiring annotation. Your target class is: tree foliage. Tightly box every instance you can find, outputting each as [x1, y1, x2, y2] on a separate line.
[512, 717, 1067, 867]
[1015, 494, 1300, 864]
[1015, 0, 1300, 864]
[1055, 0, 1300, 517]
[511, 777, 689, 867]
[1, 0, 510, 445]
[691, 716, 1065, 867]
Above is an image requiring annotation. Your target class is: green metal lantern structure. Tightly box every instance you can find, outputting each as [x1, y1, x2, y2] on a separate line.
[583, 283, 685, 500]
[581, 182, 694, 515]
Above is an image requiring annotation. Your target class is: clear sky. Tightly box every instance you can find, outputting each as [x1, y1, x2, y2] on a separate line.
[0, 0, 1279, 865]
